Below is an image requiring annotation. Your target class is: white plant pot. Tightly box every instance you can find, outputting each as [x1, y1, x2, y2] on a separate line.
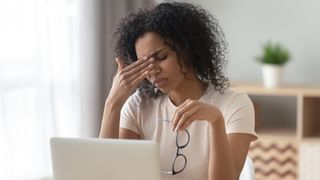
[262, 64, 283, 89]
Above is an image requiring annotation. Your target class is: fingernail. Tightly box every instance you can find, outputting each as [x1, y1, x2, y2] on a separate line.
[174, 127, 178, 132]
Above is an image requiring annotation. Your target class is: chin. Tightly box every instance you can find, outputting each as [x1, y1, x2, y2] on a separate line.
[156, 86, 172, 94]
[158, 88, 169, 94]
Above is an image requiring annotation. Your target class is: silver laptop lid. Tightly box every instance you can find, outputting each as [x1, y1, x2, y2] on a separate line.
[50, 137, 161, 180]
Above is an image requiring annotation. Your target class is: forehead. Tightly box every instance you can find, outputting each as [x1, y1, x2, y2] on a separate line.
[135, 32, 166, 57]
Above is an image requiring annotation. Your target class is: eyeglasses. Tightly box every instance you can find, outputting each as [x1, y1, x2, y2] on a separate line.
[161, 129, 190, 175]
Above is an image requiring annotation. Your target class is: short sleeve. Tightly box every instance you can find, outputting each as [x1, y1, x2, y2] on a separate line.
[119, 93, 140, 135]
[224, 92, 257, 140]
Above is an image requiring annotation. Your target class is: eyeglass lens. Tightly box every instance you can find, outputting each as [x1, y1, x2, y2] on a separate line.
[176, 130, 189, 148]
[172, 129, 190, 175]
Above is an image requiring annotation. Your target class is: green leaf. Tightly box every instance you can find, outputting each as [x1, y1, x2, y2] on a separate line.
[255, 41, 291, 65]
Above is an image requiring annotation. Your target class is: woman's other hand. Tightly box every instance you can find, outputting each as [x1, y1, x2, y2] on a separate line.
[171, 99, 223, 131]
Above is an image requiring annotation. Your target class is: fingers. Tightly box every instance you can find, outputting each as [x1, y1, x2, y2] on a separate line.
[171, 99, 198, 131]
[118, 57, 153, 80]
[178, 112, 199, 130]
[174, 108, 198, 132]
[171, 102, 220, 131]
[115, 56, 154, 90]
[122, 63, 154, 88]
[125, 57, 154, 78]
[127, 63, 153, 83]
[130, 70, 149, 87]
[116, 57, 126, 72]
[115, 56, 148, 73]
[109, 56, 154, 106]
[123, 56, 151, 73]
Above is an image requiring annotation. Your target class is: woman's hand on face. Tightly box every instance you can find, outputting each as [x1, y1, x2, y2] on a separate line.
[171, 99, 223, 132]
[107, 56, 154, 106]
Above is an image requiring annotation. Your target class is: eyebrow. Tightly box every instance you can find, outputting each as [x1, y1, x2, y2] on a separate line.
[137, 48, 166, 60]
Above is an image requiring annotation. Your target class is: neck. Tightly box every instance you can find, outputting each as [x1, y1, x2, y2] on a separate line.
[169, 78, 207, 106]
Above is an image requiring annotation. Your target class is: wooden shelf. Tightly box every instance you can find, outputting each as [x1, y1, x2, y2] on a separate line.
[232, 82, 320, 140]
[231, 82, 320, 97]
[302, 136, 320, 143]
[235, 82, 320, 180]
[256, 127, 297, 140]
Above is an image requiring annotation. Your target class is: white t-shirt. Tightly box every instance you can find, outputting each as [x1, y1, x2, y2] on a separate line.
[120, 83, 257, 180]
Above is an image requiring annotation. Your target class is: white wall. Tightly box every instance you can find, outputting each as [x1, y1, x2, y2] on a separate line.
[156, 0, 320, 85]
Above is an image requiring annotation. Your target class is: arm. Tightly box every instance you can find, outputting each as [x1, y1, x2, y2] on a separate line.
[171, 99, 255, 180]
[99, 57, 153, 139]
[99, 99, 123, 138]
[99, 99, 140, 139]
[208, 114, 253, 180]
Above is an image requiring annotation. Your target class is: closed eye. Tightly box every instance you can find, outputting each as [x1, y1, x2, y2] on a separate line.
[154, 55, 167, 61]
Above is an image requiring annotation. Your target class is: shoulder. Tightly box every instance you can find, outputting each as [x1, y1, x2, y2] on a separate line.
[126, 91, 143, 105]
[205, 84, 252, 107]
[223, 88, 251, 104]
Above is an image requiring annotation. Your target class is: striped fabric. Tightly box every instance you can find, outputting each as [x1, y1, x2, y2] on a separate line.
[248, 137, 298, 180]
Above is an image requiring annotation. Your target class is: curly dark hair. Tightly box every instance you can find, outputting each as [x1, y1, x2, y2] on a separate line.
[114, 2, 229, 98]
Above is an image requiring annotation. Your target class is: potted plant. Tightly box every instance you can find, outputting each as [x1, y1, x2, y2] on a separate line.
[256, 41, 291, 88]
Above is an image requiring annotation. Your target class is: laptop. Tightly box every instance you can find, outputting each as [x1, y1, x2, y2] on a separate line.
[50, 137, 161, 180]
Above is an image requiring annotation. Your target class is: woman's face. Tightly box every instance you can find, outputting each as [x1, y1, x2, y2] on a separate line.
[135, 32, 192, 93]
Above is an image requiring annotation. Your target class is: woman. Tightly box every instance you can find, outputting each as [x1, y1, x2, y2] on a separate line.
[100, 2, 257, 180]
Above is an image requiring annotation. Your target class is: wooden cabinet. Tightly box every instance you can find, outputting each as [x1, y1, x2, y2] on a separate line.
[233, 83, 320, 180]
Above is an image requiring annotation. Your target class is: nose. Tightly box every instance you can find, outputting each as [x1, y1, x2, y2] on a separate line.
[147, 63, 162, 81]
[149, 59, 162, 75]
[154, 66, 162, 74]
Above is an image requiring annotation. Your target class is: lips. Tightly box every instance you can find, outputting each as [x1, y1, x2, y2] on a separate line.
[153, 78, 168, 87]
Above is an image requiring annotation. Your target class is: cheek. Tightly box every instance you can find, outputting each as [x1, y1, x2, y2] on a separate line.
[166, 60, 183, 76]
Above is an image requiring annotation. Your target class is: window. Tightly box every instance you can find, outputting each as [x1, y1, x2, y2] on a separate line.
[0, 0, 82, 179]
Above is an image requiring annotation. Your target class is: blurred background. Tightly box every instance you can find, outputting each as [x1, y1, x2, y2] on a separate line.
[0, 0, 319, 179]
